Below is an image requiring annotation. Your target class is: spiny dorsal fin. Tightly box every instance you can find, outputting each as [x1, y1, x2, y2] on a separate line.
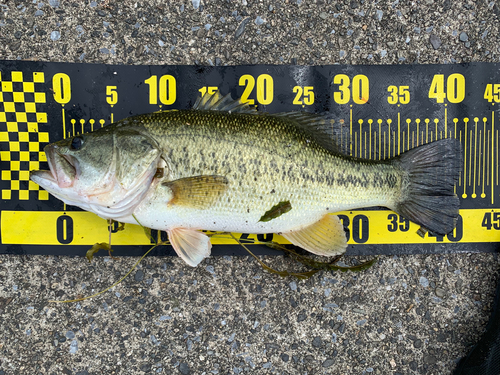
[193, 92, 341, 153]
[163, 175, 228, 209]
[271, 112, 342, 154]
[193, 92, 258, 114]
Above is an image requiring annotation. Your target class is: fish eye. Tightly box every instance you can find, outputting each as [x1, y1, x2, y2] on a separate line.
[70, 136, 84, 150]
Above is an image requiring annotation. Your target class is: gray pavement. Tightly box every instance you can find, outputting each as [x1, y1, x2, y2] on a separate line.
[1, 0, 500, 374]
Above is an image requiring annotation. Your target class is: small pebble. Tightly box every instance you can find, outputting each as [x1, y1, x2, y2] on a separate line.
[459, 32, 468, 42]
[419, 276, 429, 288]
[322, 359, 335, 367]
[435, 287, 446, 298]
[179, 363, 190, 375]
[234, 18, 250, 39]
[69, 339, 78, 354]
[429, 34, 441, 49]
[134, 270, 144, 282]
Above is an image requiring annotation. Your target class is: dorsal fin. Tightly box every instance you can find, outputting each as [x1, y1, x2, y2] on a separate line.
[272, 111, 342, 154]
[193, 92, 341, 153]
[193, 92, 258, 114]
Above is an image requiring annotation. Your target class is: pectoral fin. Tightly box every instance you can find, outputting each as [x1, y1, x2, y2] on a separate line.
[167, 227, 212, 267]
[281, 214, 347, 256]
[163, 175, 228, 209]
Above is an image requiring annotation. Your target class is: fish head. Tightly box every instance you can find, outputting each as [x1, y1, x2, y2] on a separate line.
[31, 126, 162, 219]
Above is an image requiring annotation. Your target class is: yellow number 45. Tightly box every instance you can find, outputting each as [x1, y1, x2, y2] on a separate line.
[484, 84, 500, 103]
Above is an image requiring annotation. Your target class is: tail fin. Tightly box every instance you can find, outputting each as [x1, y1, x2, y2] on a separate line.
[393, 138, 462, 235]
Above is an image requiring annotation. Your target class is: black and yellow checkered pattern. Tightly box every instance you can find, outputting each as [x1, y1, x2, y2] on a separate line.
[0, 71, 49, 200]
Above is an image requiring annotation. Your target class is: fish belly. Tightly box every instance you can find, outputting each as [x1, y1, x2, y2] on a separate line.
[128, 161, 398, 234]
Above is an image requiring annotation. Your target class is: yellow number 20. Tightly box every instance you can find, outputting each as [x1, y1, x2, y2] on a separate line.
[239, 74, 274, 105]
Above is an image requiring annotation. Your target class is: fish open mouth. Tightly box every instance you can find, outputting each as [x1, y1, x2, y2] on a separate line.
[30, 144, 77, 188]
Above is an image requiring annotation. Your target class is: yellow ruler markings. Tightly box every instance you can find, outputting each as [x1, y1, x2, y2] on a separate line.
[359, 119, 363, 158]
[459, 130, 463, 189]
[368, 119, 372, 159]
[355, 132, 357, 158]
[378, 119, 382, 160]
[397, 112, 401, 155]
[487, 129, 491, 193]
[350, 107, 353, 155]
[392, 130, 396, 157]
[445, 104, 448, 138]
[406, 119, 410, 152]
[364, 131, 367, 159]
[416, 119, 420, 146]
[61, 108, 66, 139]
[387, 119, 391, 157]
[425, 118, 430, 143]
[2, 209, 499, 246]
[473, 118, 478, 198]
[482, 119, 486, 198]
[383, 131, 386, 159]
[492, 112, 495, 205]
[469, 129, 473, 187]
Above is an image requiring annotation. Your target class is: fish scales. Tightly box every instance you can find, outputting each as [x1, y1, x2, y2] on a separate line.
[30, 92, 461, 266]
[122, 109, 402, 233]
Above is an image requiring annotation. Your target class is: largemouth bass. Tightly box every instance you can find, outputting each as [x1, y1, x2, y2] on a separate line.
[31, 93, 462, 266]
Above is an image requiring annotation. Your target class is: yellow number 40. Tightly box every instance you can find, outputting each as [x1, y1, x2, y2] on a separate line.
[428, 74, 465, 103]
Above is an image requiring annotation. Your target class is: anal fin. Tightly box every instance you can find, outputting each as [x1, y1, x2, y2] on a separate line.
[281, 214, 347, 256]
[168, 228, 212, 267]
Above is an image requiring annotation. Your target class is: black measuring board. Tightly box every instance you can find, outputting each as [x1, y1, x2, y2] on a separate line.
[0, 60, 499, 257]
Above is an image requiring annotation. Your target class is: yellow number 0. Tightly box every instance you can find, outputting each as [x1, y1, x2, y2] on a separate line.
[52, 73, 71, 104]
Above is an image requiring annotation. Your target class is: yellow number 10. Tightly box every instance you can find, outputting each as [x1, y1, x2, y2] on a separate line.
[145, 75, 176, 105]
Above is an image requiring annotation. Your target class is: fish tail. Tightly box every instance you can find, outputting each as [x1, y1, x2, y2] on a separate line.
[392, 138, 462, 235]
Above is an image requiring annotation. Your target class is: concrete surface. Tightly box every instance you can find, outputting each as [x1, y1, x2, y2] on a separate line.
[1, 0, 500, 374]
